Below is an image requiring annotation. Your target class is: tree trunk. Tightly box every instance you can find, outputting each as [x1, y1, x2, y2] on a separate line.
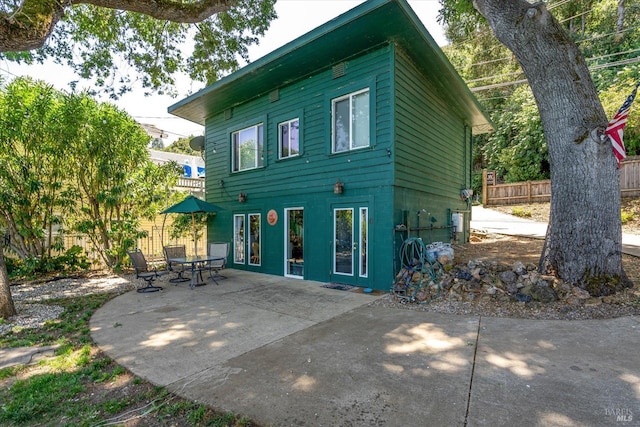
[0, 240, 16, 320]
[473, 0, 630, 295]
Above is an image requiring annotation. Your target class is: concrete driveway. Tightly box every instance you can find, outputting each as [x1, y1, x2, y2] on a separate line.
[90, 270, 640, 426]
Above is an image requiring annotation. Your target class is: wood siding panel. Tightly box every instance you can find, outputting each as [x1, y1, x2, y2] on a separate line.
[202, 47, 396, 284]
[393, 47, 472, 243]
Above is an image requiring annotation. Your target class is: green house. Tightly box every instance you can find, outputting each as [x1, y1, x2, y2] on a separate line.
[169, 0, 492, 290]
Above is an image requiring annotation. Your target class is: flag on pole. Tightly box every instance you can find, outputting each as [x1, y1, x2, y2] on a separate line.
[605, 83, 639, 167]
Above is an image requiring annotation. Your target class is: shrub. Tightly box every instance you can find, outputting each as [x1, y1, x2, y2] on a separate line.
[6, 245, 90, 279]
[621, 210, 635, 224]
[510, 207, 532, 218]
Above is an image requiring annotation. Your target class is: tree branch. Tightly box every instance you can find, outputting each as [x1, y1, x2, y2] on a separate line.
[80, 0, 235, 23]
[0, 0, 235, 52]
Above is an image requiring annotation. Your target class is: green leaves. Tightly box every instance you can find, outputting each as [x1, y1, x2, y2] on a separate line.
[1, 0, 277, 98]
[442, 0, 640, 181]
[0, 77, 181, 270]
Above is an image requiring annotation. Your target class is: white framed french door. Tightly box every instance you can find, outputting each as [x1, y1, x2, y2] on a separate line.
[233, 212, 261, 266]
[332, 205, 368, 285]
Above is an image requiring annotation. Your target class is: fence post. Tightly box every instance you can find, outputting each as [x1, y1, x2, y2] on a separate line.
[482, 169, 488, 206]
[527, 181, 532, 204]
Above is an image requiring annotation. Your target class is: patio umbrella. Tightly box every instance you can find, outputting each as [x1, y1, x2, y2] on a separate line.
[161, 195, 223, 256]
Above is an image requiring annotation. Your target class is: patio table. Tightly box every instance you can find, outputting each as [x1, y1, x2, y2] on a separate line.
[167, 255, 225, 289]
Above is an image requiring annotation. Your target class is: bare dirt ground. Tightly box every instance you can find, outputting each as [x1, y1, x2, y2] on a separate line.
[484, 199, 640, 283]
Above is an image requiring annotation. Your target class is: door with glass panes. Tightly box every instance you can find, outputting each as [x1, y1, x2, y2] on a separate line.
[233, 213, 261, 267]
[332, 205, 368, 286]
[284, 208, 304, 278]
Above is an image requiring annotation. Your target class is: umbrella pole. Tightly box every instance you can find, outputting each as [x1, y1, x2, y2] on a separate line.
[192, 212, 197, 257]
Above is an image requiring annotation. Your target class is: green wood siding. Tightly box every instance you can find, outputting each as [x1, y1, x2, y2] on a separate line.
[393, 46, 472, 244]
[203, 47, 396, 288]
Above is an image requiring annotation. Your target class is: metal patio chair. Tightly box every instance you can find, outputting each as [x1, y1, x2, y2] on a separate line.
[127, 250, 167, 293]
[163, 245, 190, 284]
[200, 242, 229, 282]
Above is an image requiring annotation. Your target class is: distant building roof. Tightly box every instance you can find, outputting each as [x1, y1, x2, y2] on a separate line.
[140, 123, 168, 139]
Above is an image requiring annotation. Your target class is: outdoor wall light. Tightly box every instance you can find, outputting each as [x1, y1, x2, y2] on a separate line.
[334, 180, 344, 195]
[238, 192, 247, 203]
[219, 179, 224, 188]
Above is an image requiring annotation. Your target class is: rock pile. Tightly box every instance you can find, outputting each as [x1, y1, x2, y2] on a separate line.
[394, 259, 624, 307]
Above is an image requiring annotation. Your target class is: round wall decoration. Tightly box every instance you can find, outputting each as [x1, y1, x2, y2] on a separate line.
[267, 209, 278, 226]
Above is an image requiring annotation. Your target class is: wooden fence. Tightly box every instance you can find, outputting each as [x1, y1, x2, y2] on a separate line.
[482, 156, 640, 206]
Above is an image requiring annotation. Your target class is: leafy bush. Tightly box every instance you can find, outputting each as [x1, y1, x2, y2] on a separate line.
[621, 210, 635, 224]
[510, 207, 532, 218]
[5, 245, 90, 279]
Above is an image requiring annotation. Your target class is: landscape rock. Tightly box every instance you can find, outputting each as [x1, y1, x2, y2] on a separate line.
[499, 270, 518, 285]
[571, 286, 591, 300]
[530, 281, 558, 303]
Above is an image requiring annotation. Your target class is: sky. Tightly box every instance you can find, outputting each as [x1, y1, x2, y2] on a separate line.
[0, 0, 447, 144]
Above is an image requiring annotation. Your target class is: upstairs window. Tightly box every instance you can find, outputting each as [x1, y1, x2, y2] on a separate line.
[232, 124, 264, 172]
[278, 118, 300, 159]
[332, 89, 370, 153]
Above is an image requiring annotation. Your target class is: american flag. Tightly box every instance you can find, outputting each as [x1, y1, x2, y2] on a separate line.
[605, 83, 639, 167]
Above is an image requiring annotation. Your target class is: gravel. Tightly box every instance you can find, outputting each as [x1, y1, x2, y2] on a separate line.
[1, 273, 136, 336]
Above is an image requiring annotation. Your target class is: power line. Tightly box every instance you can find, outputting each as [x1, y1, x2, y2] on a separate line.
[470, 56, 640, 92]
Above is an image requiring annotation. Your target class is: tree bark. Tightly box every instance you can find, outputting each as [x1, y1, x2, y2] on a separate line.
[0, 0, 235, 52]
[473, 0, 630, 295]
[0, 239, 17, 320]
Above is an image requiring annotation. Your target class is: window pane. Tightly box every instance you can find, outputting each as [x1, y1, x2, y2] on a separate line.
[257, 124, 264, 167]
[286, 208, 304, 277]
[333, 98, 350, 153]
[360, 207, 368, 277]
[280, 119, 300, 159]
[352, 91, 369, 149]
[334, 208, 353, 275]
[232, 124, 263, 171]
[234, 215, 245, 263]
[279, 123, 289, 158]
[289, 120, 299, 156]
[249, 214, 261, 266]
[232, 133, 240, 171]
[239, 127, 256, 170]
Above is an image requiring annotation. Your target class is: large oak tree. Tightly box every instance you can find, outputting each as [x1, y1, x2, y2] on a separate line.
[466, 0, 631, 294]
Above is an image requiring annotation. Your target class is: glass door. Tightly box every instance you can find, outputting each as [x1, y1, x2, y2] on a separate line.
[285, 208, 304, 278]
[333, 206, 368, 285]
[234, 213, 261, 267]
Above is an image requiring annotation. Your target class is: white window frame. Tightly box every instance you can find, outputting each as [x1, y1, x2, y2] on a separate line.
[278, 118, 300, 159]
[232, 123, 264, 172]
[331, 88, 370, 153]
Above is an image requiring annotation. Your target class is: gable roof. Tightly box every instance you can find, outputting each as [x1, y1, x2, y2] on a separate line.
[169, 0, 492, 135]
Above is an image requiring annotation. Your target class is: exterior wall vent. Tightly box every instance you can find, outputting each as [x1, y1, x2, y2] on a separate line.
[224, 108, 233, 120]
[332, 62, 347, 79]
[269, 89, 280, 102]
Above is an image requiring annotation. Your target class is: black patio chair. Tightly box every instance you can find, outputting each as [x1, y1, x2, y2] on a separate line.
[163, 245, 190, 284]
[127, 250, 167, 293]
